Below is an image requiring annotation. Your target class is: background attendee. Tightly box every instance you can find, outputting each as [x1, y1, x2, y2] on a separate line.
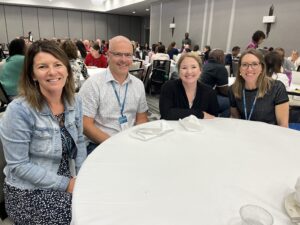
[225, 46, 240, 69]
[264, 51, 289, 89]
[75, 40, 87, 59]
[182, 32, 192, 47]
[167, 41, 179, 60]
[159, 53, 219, 120]
[0, 40, 86, 224]
[84, 43, 107, 68]
[83, 39, 90, 52]
[79, 35, 148, 154]
[151, 45, 170, 62]
[203, 45, 211, 62]
[0, 38, 26, 99]
[288, 50, 300, 70]
[246, 30, 266, 49]
[229, 49, 289, 127]
[60, 40, 89, 91]
[201, 49, 230, 117]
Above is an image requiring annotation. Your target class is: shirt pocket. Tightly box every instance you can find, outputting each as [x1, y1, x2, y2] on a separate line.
[31, 128, 53, 152]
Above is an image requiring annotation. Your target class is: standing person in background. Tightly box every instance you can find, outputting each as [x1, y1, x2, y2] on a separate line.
[203, 45, 211, 62]
[246, 30, 266, 49]
[229, 49, 289, 127]
[159, 53, 219, 120]
[28, 31, 33, 42]
[85, 43, 107, 68]
[0, 40, 86, 224]
[0, 38, 26, 99]
[79, 35, 148, 154]
[182, 32, 192, 48]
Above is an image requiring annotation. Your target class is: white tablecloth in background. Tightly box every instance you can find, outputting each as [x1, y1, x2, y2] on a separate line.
[72, 118, 300, 225]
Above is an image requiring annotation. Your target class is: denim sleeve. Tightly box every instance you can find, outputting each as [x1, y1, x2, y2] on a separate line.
[0, 101, 70, 191]
[74, 95, 87, 174]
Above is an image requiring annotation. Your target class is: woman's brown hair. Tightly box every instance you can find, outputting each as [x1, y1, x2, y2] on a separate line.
[19, 40, 75, 110]
[231, 49, 272, 99]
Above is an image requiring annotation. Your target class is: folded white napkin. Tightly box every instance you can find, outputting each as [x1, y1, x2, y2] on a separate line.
[179, 115, 203, 132]
[130, 120, 174, 141]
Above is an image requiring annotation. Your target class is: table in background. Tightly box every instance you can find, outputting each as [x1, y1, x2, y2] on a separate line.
[72, 118, 300, 225]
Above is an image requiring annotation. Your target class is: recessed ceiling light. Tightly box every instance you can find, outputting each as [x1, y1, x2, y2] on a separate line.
[132, 11, 136, 14]
[48, 0, 52, 2]
[145, 8, 150, 11]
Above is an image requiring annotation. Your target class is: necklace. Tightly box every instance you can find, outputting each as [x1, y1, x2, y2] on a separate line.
[54, 113, 65, 127]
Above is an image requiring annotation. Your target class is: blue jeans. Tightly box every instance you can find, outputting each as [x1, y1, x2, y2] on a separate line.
[217, 95, 230, 118]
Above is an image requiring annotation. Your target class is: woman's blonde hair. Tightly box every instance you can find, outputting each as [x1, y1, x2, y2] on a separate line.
[231, 49, 272, 99]
[177, 52, 202, 71]
[19, 40, 75, 110]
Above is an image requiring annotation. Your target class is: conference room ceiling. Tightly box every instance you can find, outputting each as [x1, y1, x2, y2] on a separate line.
[0, 0, 160, 16]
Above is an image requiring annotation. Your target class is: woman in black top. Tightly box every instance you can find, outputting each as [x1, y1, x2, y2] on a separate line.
[159, 53, 219, 120]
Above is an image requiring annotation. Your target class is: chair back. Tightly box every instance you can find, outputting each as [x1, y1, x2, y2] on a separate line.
[232, 61, 239, 77]
[149, 60, 171, 94]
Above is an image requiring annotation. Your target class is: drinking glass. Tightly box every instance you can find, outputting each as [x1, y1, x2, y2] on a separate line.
[240, 205, 273, 225]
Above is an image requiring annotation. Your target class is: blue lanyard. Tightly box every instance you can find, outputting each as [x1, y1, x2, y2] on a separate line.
[242, 89, 257, 120]
[111, 82, 128, 116]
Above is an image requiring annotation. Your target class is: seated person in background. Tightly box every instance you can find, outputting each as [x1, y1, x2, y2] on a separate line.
[275, 47, 295, 72]
[201, 49, 230, 117]
[60, 40, 89, 91]
[229, 49, 289, 127]
[75, 40, 87, 60]
[0, 38, 26, 99]
[83, 39, 90, 52]
[0, 40, 87, 224]
[288, 50, 300, 70]
[225, 46, 240, 74]
[203, 45, 211, 62]
[151, 45, 170, 63]
[159, 53, 219, 120]
[246, 30, 265, 49]
[84, 43, 107, 68]
[167, 41, 179, 60]
[79, 35, 148, 154]
[192, 44, 202, 56]
[148, 43, 158, 62]
[264, 51, 289, 89]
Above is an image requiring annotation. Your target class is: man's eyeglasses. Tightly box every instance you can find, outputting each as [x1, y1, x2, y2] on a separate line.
[241, 62, 261, 70]
[109, 51, 133, 58]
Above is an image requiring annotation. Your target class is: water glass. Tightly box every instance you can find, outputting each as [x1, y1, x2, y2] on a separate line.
[240, 204, 273, 225]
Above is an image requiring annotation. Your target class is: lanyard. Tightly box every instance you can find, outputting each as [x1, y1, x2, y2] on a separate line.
[242, 89, 257, 120]
[111, 82, 128, 116]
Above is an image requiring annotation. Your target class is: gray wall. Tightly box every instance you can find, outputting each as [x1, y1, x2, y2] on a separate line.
[0, 4, 143, 45]
[150, 0, 300, 54]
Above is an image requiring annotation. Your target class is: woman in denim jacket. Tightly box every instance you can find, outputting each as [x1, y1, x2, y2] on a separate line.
[0, 40, 87, 224]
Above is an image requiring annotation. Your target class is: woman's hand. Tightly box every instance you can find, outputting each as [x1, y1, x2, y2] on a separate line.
[203, 111, 215, 119]
[67, 177, 76, 193]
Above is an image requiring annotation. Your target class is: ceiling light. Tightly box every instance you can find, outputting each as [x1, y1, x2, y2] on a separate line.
[132, 11, 136, 14]
[145, 8, 149, 11]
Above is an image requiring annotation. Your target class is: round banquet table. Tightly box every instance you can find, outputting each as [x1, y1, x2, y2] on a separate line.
[72, 118, 300, 225]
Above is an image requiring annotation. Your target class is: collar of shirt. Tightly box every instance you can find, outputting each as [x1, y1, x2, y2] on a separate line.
[105, 67, 132, 85]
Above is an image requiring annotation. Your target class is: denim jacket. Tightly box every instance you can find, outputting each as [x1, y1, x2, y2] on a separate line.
[0, 95, 87, 191]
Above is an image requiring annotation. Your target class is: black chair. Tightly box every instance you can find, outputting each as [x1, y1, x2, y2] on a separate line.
[297, 65, 300, 72]
[148, 60, 171, 95]
[0, 82, 11, 112]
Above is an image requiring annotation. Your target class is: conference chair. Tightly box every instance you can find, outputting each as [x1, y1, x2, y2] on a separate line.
[148, 60, 171, 95]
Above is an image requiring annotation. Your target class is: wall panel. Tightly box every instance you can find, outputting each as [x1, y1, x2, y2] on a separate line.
[0, 5, 8, 44]
[38, 8, 54, 39]
[53, 9, 68, 39]
[130, 17, 141, 43]
[107, 14, 119, 39]
[82, 12, 95, 40]
[21, 7, 39, 40]
[68, 10, 82, 40]
[119, 15, 131, 40]
[5, 5, 23, 41]
[95, 13, 107, 41]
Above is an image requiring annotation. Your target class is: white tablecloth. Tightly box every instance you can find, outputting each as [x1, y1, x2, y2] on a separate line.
[72, 118, 300, 225]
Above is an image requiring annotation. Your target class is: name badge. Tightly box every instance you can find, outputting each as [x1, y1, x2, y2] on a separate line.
[119, 115, 129, 130]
